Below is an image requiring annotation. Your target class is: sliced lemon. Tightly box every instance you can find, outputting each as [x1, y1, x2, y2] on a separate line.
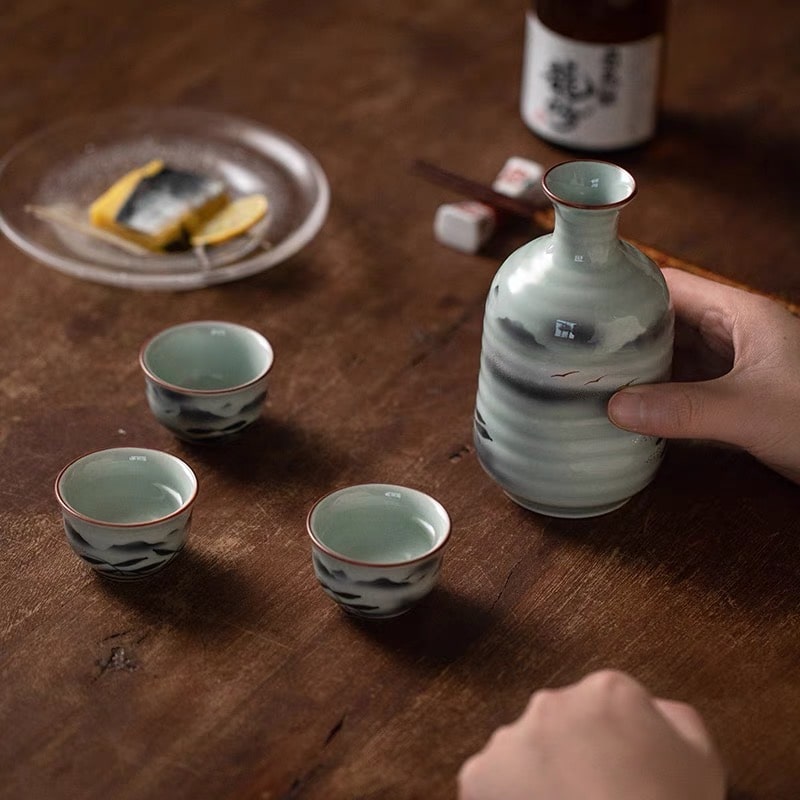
[190, 193, 269, 247]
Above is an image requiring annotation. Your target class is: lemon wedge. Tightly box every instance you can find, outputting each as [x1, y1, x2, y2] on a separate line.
[190, 194, 269, 247]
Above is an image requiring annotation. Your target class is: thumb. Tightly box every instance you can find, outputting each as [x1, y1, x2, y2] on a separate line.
[607, 379, 742, 444]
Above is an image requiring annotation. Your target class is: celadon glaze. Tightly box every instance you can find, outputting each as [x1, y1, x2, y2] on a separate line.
[140, 321, 273, 442]
[55, 447, 197, 579]
[307, 484, 451, 619]
[474, 161, 673, 518]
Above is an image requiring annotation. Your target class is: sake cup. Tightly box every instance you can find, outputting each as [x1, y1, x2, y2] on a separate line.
[307, 484, 451, 619]
[139, 320, 274, 443]
[55, 447, 197, 580]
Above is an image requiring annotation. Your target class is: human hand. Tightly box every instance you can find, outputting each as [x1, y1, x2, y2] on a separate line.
[457, 670, 725, 800]
[608, 268, 800, 484]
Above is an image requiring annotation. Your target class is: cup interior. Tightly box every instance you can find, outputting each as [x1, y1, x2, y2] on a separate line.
[57, 448, 197, 525]
[543, 161, 636, 209]
[309, 484, 450, 565]
[142, 321, 273, 391]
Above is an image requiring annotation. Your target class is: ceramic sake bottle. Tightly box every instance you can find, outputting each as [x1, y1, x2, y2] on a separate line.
[473, 160, 673, 518]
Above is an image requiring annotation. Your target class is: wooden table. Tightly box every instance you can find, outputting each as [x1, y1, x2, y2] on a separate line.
[2, 2, 798, 798]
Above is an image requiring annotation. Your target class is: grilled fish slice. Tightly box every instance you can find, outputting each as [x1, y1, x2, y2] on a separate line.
[89, 160, 228, 251]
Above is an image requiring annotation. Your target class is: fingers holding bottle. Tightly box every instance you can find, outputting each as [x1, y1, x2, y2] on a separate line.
[608, 270, 800, 483]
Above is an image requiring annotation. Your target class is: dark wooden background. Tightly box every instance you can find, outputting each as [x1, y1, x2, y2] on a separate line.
[1, 2, 798, 798]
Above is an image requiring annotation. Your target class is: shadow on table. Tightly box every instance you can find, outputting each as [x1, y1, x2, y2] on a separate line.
[94, 547, 264, 642]
[546, 441, 800, 616]
[212, 255, 321, 305]
[177, 415, 351, 495]
[342, 584, 533, 689]
[623, 109, 800, 203]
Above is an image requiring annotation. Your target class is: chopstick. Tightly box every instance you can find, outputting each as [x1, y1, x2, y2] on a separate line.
[411, 160, 800, 317]
[412, 160, 547, 222]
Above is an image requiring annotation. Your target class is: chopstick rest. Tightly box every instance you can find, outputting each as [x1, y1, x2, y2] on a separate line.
[433, 157, 544, 254]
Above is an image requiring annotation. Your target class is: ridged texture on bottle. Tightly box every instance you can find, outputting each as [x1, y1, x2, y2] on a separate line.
[474, 226, 673, 518]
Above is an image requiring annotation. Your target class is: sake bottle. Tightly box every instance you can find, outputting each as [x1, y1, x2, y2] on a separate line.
[473, 161, 673, 518]
[521, 0, 668, 151]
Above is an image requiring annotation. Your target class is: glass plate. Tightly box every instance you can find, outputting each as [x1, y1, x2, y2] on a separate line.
[0, 107, 330, 290]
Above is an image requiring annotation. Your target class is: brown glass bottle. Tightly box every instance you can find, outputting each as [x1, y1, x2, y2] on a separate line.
[521, 0, 668, 152]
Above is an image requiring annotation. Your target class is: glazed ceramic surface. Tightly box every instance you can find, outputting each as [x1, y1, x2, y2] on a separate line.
[307, 484, 451, 619]
[474, 161, 674, 518]
[140, 320, 273, 442]
[55, 447, 197, 579]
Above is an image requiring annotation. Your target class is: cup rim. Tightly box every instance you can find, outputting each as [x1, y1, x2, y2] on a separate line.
[542, 159, 638, 211]
[139, 320, 275, 395]
[306, 483, 452, 567]
[54, 446, 199, 528]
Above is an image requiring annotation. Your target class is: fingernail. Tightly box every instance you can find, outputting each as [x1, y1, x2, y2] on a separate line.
[608, 391, 644, 430]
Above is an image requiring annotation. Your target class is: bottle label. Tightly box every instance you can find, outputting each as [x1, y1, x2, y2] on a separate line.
[521, 12, 662, 150]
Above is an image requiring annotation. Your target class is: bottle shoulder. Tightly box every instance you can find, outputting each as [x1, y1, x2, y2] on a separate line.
[492, 235, 667, 294]
[487, 235, 671, 349]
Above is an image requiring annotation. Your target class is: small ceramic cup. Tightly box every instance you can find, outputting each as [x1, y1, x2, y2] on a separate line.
[307, 484, 451, 619]
[55, 447, 198, 580]
[139, 320, 274, 443]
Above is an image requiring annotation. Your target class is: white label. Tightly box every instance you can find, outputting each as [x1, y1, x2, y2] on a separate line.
[521, 12, 662, 150]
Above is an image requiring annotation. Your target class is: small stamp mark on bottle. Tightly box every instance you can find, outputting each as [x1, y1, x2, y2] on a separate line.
[554, 320, 577, 339]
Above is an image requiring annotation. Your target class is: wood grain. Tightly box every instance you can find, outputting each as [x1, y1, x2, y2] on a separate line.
[1, 2, 799, 799]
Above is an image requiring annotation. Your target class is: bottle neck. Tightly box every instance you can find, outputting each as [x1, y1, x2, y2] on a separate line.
[550, 204, 621, 267]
